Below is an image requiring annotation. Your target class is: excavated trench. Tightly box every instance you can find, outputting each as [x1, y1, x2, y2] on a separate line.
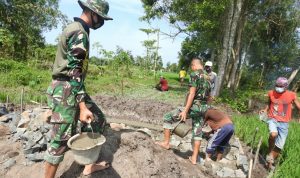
[0, 95, 268, 178]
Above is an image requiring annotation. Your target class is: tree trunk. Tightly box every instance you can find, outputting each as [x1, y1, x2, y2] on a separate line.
[292, 79, 300, 92]
[214, 1, 234, 97]
[234, 48, 246, 90]
[225, 48, 234, 85]
[215, 0, 242, 96]
[258, 64, 265, 87]
[226, 0, 243, 59]
[210, 49, 216, 64]
[288, 66, 300, 84]
[228, 7, 246, 90]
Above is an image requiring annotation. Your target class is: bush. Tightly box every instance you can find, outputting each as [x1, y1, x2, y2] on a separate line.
[0, 59, 51, 103]
[218, 89, 265, 113]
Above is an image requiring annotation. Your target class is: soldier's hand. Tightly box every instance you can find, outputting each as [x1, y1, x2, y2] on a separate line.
[179, 111, 187, 122]
[79, 102, 94, 124]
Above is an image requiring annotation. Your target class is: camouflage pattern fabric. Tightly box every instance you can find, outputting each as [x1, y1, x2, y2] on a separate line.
[52, 19, 89, 103]
[67, 28, 89, 103]
[45, 84, 106, 164]
[163, 69, 211, 140]
[189, 69, 211, 102]
[163, 104, 210, 140]
[78, 0, 113, 20]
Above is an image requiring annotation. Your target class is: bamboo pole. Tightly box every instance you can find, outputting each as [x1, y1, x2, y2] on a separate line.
[253, 136, 263, 168]
[154, 29, 160, 80]
[248, 158, 253, 178]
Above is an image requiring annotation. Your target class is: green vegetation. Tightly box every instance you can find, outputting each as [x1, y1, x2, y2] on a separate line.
[217, 89, 266, 113]
[232, 115, 300, 177]
[0, 59, 50, 104]
[0, 58, 187, 105]
[141, 0, 300, 95]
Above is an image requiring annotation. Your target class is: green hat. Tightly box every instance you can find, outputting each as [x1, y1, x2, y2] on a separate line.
[78, 0, 113, 20]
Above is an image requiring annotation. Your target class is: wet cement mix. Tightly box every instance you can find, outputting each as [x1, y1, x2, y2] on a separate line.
[0, 95, 268, 178]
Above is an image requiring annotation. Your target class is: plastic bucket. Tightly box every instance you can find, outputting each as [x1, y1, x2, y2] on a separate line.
[173, 121, 191, 138]
[67, 132, 106, 165]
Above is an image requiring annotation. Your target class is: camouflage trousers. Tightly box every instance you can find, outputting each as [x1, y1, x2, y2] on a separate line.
[44, 80, 106, 165]
[163, 103, 210, 141]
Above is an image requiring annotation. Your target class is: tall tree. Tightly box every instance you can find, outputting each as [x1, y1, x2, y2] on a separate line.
[0, 0, 67, 60]
[141, 0, 300, 95]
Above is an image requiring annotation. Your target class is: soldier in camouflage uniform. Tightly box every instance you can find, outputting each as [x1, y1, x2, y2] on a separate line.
[156, 57, 211, 165]
[44, 1, 113, 178]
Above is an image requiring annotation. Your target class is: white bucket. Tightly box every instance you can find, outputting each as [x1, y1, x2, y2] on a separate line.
[67, 132, 106, 165]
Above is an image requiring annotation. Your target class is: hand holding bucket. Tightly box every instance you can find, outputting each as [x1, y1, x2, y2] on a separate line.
[172, 121, 191, 138]
[259, 110, 268, 123]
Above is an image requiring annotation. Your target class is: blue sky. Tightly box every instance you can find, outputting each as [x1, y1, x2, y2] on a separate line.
[43, 0, 185, 65]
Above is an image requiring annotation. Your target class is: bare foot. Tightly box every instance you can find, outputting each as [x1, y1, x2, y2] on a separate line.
[188, 156, 197, 165]
[110, 123, 125, 131]
[83, 161, 110, 176]
[155, 141, 170, 150]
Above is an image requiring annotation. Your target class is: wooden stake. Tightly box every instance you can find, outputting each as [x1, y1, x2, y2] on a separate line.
[40, 95, 42, 108]
[121, 79, 124, 96]
[6, 95, 9, 109]
[254, 136, 263, 168]
[20, 88, 24, 113]
[248, 158, 253, 178]
[236, 137, 244, 154]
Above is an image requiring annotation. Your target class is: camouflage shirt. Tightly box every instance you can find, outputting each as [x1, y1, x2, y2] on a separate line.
[189, 69, 211, 103]
[52, 17, 90, 103]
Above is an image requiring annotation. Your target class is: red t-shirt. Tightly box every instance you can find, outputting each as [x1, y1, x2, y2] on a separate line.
[160, 79, 169, 91]
[268, 90, 296, 122]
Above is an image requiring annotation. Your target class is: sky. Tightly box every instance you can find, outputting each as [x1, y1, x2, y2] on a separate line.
[43, 0, 186, 65]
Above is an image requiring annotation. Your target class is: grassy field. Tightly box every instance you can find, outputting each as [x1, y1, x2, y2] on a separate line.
[232, 115, 300, 178]
[0, 59, 188, 105]
[0, 59, 299, 177]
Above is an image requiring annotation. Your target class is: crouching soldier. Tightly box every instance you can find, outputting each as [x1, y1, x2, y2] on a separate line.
[203, 108, 234, 161]
[155, 57, 211, 165]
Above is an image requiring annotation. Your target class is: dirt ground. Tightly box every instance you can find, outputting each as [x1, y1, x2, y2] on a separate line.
[0, 95, 268, 178]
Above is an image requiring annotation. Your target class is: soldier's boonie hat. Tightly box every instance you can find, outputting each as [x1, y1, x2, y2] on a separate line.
[78, 0, 113, 20]
[205, 61, 213, 67]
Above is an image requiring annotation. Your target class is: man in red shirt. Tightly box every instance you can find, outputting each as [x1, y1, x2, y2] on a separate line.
[156, 76, 169, 91]
[260, 77, 300, 169]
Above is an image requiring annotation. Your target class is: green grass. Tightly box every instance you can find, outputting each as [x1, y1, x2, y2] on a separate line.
[232, 114, 300, 177]
[85, 68, 188, 105]
[0, 59, 50, 104]
[0, 59, 188, 105]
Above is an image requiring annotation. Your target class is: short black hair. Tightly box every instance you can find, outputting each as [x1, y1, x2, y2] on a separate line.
[191, 57, 203, 65]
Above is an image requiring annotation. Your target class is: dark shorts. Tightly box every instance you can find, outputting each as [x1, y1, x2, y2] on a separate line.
[206, 123, 234, 154]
